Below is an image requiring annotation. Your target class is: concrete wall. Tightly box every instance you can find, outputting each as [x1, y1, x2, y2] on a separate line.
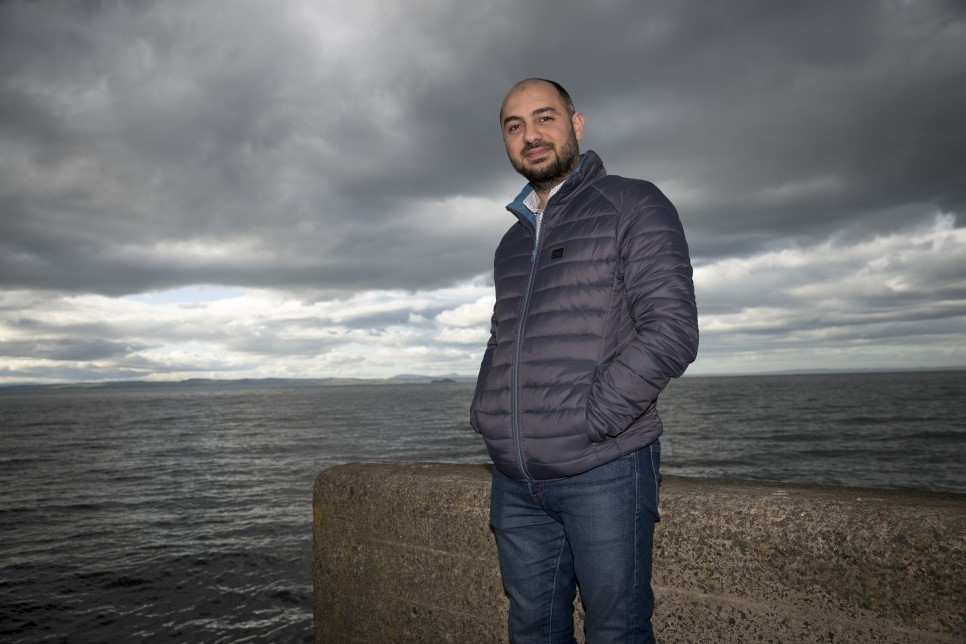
[312, 463, 965, 643]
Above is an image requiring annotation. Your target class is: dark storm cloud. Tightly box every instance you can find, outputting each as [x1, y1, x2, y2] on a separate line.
[0, 0, 963, 297]
[551, 2, 966, 258]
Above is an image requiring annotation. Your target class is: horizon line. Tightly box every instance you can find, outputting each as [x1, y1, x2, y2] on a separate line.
[2, 365, 964, 390]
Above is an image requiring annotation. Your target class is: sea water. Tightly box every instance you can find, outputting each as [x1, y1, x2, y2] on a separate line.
[1, 371, 963, 642]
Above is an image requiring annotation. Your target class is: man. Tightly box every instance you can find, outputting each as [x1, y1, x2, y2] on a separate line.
[470, 78, 699, 643]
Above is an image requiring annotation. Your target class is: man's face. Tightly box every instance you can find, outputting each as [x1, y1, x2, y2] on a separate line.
[500, 82, 585, 188]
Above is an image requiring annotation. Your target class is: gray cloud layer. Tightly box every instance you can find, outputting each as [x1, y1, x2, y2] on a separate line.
[1, 0, 964, 382]
[3, 0, 963, 296]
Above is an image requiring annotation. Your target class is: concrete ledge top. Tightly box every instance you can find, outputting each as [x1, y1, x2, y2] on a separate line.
[316, 460, 966, 510]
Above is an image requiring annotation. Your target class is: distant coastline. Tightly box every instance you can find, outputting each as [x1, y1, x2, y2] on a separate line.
[2, 367, 964, 391]
[0, 374, 477, 391]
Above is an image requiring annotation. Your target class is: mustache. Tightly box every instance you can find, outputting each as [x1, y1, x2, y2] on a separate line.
[522, 141, 554, 155]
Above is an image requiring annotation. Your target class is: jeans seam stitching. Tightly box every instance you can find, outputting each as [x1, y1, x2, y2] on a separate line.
[548, 535, 568, 644]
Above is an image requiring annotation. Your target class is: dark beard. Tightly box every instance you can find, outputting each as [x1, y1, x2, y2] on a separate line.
[511, 133, 580, 193]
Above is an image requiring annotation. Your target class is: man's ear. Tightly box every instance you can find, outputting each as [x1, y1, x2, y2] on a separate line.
[572, 111, 585, 141]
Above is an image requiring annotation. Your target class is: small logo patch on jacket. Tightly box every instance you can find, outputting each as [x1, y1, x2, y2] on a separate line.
[550, 247, 565, 260]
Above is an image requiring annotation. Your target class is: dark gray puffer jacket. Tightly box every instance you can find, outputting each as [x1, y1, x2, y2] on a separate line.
[470, 151, 699, 482]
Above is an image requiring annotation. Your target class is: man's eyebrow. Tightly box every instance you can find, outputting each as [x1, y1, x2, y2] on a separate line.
[531, 106, 559, 117]
[502, 106, 560, 128]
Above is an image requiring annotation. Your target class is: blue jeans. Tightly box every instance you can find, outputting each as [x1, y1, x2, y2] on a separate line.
[490, 442, 661, 644]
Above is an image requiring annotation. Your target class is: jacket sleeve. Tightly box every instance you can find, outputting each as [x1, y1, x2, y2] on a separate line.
[585, 196, 699, 440]
[469, 306, 498, 432]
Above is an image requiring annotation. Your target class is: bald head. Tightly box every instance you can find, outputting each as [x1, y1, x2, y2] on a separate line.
[501, 78, 576, 123]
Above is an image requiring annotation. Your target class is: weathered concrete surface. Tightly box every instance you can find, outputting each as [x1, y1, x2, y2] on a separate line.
[313, 463, 966, 643]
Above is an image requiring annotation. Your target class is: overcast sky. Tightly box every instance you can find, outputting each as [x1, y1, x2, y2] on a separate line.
[1, 0, 964, 384]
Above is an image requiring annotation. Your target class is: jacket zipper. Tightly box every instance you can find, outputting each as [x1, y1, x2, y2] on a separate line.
[511, 218, 541, 482]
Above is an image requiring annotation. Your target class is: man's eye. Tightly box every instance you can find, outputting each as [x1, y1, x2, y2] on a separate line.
[507, 124, 520, 133]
